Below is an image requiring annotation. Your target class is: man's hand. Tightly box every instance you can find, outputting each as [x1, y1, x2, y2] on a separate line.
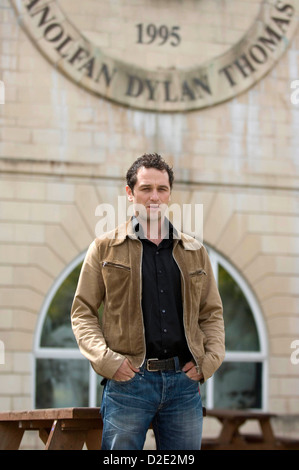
[182, 361, 203, 382]
[112, 358, 140, 382]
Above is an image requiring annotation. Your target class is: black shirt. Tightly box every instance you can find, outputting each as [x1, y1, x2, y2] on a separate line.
[133, 217, 192, 364]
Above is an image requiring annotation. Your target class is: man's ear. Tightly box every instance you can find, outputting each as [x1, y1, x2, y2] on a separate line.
[125, 185, 134, 202]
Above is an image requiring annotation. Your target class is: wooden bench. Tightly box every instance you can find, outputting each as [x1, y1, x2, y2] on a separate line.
[0, 408, 103, 450]
[202, 409, 299, 450]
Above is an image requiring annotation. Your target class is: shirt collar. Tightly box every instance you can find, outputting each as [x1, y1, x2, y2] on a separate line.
[132, 215, 175, 241]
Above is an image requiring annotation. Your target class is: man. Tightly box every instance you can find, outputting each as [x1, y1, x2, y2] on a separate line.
[71, 153, 225, 450]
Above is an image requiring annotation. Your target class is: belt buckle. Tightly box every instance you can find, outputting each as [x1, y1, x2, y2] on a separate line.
[147, 358, 159, 372]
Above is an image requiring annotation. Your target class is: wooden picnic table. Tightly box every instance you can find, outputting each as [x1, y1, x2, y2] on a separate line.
[202, 408, 299, 450]
[0, 407, 103, 450]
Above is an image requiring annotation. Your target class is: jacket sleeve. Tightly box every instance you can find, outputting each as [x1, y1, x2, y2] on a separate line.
[71, 240, 125, 379]
[199, 248, 225, 382]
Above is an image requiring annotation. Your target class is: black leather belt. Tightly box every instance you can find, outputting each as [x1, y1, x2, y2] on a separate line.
[146, 357, 176, 372]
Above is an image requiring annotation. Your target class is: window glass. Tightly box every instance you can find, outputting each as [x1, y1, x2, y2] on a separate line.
[35, 358, 89, 408]
[40, 264, 82, 348]
[199, 382, 207, 408]
[213, 361, 262, 409]
[218, 264, 260, 352]
[96, 375, 105, 405]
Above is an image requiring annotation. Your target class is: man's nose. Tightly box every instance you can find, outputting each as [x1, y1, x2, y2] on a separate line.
[150, 190, 159, 201]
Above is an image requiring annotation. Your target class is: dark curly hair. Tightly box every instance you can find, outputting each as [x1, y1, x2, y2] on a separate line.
[126, 153, 174, 192]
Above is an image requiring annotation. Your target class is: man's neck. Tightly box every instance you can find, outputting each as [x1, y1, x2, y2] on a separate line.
[136, 216, 170, 245]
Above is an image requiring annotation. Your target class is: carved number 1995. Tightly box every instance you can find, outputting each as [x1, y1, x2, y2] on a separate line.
[136, 24, 181, 46]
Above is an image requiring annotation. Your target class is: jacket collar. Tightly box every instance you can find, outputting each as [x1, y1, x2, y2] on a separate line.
[109, 217, 202, 251]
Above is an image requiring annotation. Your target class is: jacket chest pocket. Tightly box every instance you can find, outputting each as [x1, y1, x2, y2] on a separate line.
[189, 269, 206, 305]
[102, 261, 131, 272]
[189, 269, 206, 277]
[102, 261, 131, 314]
[102, 261, 131, 292]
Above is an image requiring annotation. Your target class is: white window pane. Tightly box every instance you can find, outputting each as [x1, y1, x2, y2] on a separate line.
[35, 358, 89, 408]
[40, 264, 82, 348]
[218, 264, 260, 352]
[213, 362, 262, 409]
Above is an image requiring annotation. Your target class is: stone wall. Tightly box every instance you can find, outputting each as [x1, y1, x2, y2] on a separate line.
[0, 0, 299, 443]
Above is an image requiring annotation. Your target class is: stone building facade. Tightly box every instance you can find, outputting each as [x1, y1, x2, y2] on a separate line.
[1, 0, 299, 447]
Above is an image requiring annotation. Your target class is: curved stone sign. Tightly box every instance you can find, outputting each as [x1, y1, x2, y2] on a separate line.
[10, 0, 299, 112]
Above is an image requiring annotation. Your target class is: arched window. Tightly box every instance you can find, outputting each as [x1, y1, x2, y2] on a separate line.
[34, 252, 104, 409]
[34, 247, 268, 410]
[203, 249, 268, 411]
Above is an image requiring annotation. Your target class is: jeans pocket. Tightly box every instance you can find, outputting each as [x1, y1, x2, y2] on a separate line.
[111, 372, 139, 386]
[181, 371, 199, 385]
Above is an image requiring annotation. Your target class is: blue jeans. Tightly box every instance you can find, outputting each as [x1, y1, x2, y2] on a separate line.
[100, 358, 203, 450]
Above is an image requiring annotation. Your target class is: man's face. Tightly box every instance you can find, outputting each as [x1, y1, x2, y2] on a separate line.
[126, 166, 171, 221]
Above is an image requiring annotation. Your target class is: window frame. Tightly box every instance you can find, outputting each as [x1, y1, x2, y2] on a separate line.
[33, 251, 99, 408]
[207, 248, 268, 411]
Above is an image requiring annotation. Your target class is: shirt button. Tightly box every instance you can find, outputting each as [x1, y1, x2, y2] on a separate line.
[161, 309, 166, 314]
[160, 289, 164, 293]
[163, 328, 167, 333]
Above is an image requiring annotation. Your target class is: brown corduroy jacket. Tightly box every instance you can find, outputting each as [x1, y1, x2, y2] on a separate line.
[71, 218, 225, 381]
